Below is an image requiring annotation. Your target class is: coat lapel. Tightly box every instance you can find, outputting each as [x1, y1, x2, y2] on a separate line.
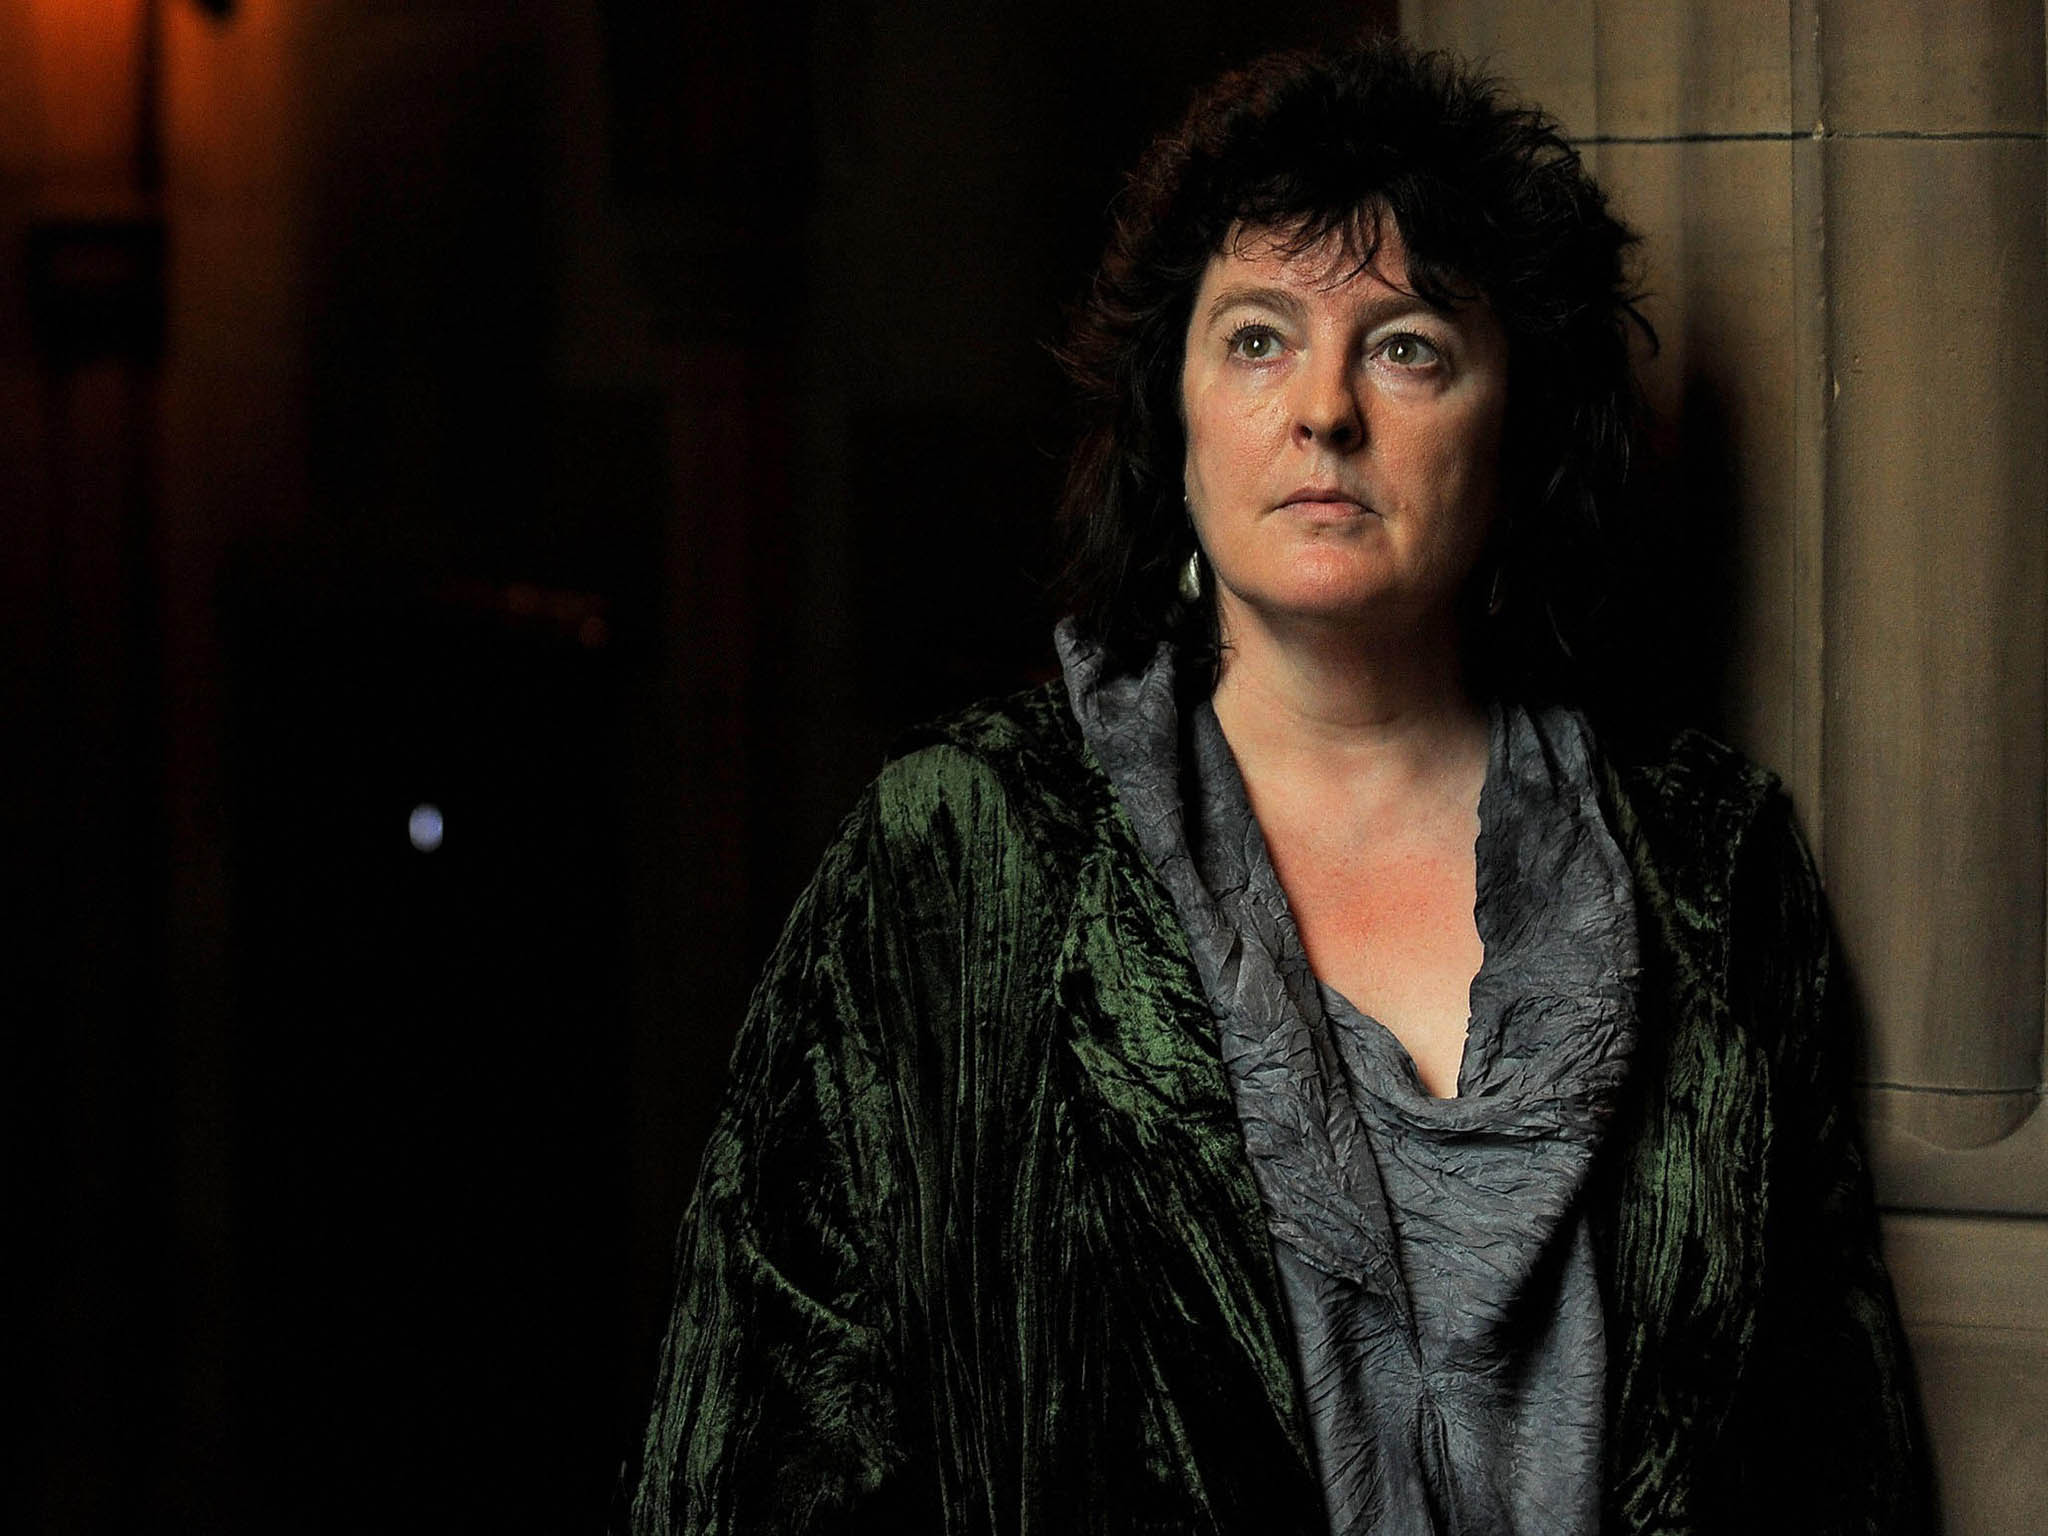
[1052, 722, 1320, 1493]
[1593, 733, 1777, 1528]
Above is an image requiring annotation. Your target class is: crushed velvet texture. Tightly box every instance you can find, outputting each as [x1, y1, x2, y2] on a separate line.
[621, 682, 1934, 1536]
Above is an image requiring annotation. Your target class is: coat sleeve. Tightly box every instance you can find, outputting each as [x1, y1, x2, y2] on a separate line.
[1726, 795, 1938, 1535]
[619, 779, 945, 1535]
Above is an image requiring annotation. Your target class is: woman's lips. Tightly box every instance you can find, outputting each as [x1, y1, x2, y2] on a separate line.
[1276, 489, 1372, 517]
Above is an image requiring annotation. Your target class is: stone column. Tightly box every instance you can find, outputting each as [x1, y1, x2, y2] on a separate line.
[1401, 4, 2048, 1529]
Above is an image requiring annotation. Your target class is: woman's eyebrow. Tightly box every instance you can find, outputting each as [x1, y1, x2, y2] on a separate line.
[1202, 282, 1456, 331]
[1201, 284, 1306, 327]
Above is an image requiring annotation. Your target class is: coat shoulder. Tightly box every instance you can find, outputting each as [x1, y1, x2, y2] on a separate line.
[889, 678, 1085, 773]
[1594, 720, 1794, 933]
[870, 680, 1113, 852]
[1599, 721, 1782, 847]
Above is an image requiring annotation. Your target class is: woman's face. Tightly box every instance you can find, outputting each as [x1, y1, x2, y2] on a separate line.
[1178, 218, 1510, 644]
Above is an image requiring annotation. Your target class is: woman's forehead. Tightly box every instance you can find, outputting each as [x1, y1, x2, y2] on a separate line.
[1207, 217, 1414, 297]
[1214, 212, 1483, 313]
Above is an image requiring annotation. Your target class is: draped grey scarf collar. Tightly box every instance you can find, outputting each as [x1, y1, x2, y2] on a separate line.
[1057, 620, 1639, 1536]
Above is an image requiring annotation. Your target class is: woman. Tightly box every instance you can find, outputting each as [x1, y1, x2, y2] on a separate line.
[622, 37, 1931, 1536]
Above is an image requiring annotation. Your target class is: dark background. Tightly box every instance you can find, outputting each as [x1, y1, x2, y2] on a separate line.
[5, 1, 1389, 1531]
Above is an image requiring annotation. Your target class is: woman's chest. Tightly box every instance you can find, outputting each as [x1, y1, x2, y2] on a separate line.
[1262, 822, 1482, 1096]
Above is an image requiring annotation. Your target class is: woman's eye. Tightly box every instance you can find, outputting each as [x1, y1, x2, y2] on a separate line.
[1227, 324, 1283, 360]
[1379, 333, 1443, 368]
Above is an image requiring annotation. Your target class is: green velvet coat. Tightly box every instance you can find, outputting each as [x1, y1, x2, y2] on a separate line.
[623, 683, 1933, 1535]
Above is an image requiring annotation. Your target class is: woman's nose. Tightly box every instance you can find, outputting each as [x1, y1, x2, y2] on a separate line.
[1290, 355, 1364, 451]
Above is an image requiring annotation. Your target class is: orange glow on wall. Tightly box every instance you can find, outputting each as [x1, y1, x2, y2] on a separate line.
[164, 0, 290, 200]
[8, 0, 148, 203]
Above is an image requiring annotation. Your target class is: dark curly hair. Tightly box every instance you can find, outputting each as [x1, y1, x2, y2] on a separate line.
[1054, 34, 1650, 700]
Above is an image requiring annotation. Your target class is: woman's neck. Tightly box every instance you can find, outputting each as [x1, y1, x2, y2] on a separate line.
[1208, 600, 1487, 803]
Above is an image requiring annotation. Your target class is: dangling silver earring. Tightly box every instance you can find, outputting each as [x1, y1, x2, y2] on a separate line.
[1486, 561, 1507, 617]
[1178, 547, 1204, 603]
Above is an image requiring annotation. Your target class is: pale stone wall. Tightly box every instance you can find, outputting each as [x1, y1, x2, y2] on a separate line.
[1402, 3, 2048, 1528]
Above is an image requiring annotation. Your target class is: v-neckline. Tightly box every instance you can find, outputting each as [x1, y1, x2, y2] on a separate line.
[1195, 695, 1506, 1105]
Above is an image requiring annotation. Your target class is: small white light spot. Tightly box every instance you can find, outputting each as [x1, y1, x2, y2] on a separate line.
[408, 803, 445, 853]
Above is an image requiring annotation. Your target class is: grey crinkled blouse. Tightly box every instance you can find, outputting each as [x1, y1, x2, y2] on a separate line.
[1058, 621, 1640, 1536]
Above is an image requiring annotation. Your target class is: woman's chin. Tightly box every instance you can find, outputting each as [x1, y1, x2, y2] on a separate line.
[1220, 574, 1446, 640]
